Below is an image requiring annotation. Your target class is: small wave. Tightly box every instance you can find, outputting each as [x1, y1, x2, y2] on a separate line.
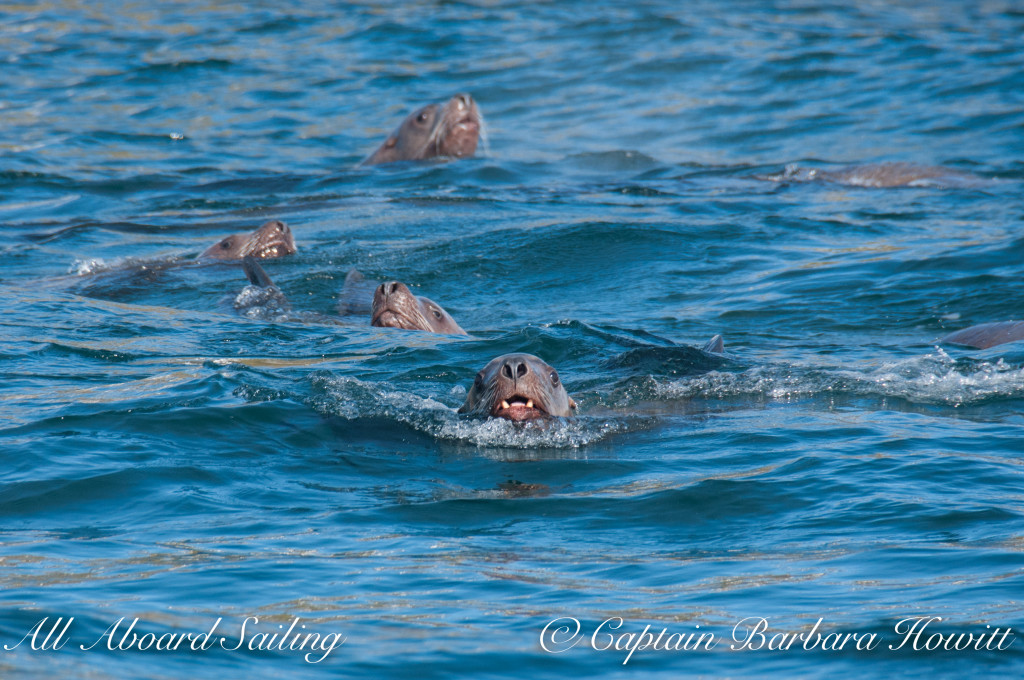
[233, 284, 291, 321]
[562, 150, 663, 173]
[309, 374, 637, 449]
[658, 349, 1024, 407]
[69, 255, 180, 276]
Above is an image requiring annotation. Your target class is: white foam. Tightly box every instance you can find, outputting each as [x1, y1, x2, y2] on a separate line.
[657, 350, 1024, 407]
[233, 284, 291, 321]
[311, 375, 635, 449]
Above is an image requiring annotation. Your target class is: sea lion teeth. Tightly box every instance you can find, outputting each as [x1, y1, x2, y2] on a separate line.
[526, 400, 534, 409]
[501, 400, 510, 409]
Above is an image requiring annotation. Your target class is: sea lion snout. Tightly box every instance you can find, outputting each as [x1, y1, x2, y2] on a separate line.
[377, 281, 408, 300]
[500, 357, 529, 382]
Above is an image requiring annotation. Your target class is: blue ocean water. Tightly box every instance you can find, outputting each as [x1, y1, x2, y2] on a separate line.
[2, 1, 1024, 677]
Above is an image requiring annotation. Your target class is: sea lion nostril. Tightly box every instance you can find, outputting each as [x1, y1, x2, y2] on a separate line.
[387, 282, 400, 296]
[502, 363, 513, 380]
[516, 362, 527, 379]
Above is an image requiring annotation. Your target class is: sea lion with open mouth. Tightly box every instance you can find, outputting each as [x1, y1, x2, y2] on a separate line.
[941, 321, 1024, 349]
[362, 93, 481, 166]
[372, 280, 467, 335]
[458, 353, 577, 421]
[199, 220, 296, 260]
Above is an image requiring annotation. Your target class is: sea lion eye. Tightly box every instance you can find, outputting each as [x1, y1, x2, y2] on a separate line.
[432, 309, 442, 319]
[220, 239, 232, 249]
[550, 371, 560, 386]
[474, 372, 484, 389]
[416, 112, 428, 123]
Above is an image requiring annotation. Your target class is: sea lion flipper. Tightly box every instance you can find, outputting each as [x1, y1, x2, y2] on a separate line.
[702, 334, 725, 354]
[242, 256, 275, 288]
[338, 269, 377, 316]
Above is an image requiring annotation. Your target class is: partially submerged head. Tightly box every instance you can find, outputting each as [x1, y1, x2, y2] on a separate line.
[200, 220, 296, 260]
[362, 93, 481, 166]
[371, 281, 467, 335]
[458, 353, 576, 421]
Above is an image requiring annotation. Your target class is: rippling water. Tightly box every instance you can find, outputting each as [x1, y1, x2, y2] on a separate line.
[3, 1, 1024, 677]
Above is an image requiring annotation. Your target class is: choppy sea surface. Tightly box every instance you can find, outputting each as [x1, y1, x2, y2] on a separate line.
[2, 1, 1024, 677]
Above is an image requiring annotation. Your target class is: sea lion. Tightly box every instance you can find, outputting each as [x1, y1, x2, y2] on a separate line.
[362, 93, 481, 166]
[241, 262, 466, 334]
[199, 220, 296, 260]
[458, 353, 576, 421]
[372, 281, 467, 335]
[941, 321, 1024, 349]
[770, 162, 982, 188]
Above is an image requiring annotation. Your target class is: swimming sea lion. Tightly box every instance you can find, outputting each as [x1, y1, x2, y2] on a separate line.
[458, 353, 576, 421]
[240, 262, 465, 334]
[941, 321, 1024, 349]
[372, 281, 467, 335]
[362, 93, 481, 166]
[199, 220, 296, 260]
[770, 162, 982, 188]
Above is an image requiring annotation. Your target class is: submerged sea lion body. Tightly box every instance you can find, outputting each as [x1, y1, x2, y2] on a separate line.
[362, 93, 481, 166]
[941, 321, 1024, 349]
[771, 162, 982, 188]
[459, 353, 576, 421]
[200, 220, 296, 260]
[371, 281, 467, 335]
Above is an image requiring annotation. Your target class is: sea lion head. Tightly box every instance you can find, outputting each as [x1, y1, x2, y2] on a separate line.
[363, 93, 481, 165]
[371, 281, 467, 335]
[200, 220, 296, 260]
[458, 353, 577, 421]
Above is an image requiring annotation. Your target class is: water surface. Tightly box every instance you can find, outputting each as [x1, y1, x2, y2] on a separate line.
[2, 1, 1024, 677]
